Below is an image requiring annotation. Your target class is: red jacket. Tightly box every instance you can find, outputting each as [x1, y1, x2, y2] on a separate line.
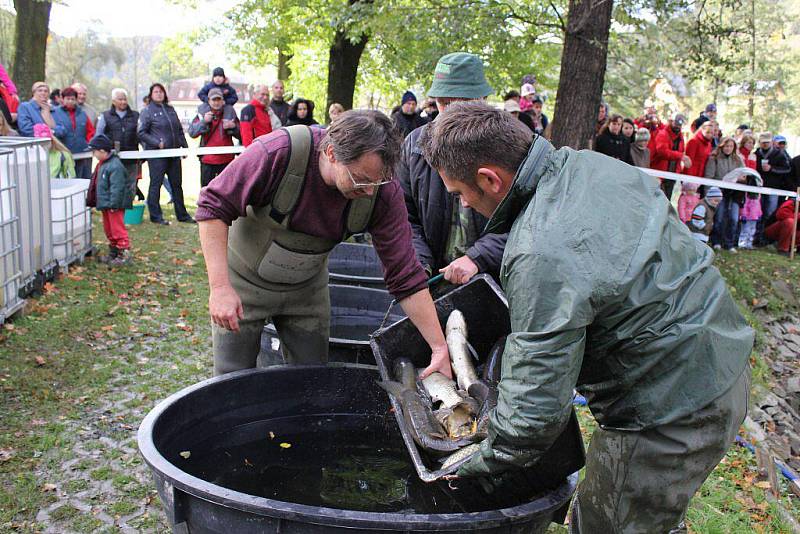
[775, 200, 797, 222]
[188, 110, 239, 165]
[651, 126, 685, 172]
[240, 99, 273, 147]
[740, 146, 757, 170]
[684, 130, 713, 177]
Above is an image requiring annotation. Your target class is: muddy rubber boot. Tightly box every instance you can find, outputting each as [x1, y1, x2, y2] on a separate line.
[108, 249, 132, 267]
[98, 246, 119, 264]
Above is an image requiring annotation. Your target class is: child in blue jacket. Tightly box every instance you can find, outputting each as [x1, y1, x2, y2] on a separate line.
[197, 67, 237, 122]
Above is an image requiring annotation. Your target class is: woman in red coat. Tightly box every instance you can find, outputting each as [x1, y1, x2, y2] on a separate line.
[684, 121, 715, 178]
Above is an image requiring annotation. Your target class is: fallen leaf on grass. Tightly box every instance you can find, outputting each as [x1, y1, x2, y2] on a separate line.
[43, 282, 56, 293]
[175, 322, 193, 332]
[0, 448, 14, 462]
[42, 483, 57, 492]
[34, 356, 46, 366]
[754, 481, 772, 489]
[67, 274, 83, 282]
[101, 325, 115, 331]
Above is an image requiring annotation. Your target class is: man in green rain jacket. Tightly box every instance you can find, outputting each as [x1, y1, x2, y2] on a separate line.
[423, 101, 752, 533]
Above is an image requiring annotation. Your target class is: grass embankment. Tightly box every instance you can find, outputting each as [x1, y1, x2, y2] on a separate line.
[0, 211, 798, 532]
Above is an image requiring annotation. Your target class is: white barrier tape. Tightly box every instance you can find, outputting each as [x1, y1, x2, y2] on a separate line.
[640, 167, 799, 199]
[70, 148, 800, 200]
[71, 145, 247, 161]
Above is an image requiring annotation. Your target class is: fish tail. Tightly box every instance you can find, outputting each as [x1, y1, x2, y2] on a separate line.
[377, 380, 406, 398]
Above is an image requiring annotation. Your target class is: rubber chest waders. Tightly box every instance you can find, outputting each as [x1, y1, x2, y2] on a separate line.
[227, 125, 377, 288]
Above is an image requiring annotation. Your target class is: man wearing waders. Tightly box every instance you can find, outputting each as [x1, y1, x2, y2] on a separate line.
[197, 111, 452, 378]
[423, 102, 752, 533]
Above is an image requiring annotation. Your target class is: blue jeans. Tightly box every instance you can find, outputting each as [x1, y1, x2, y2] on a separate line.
[712, 197, 740, 249]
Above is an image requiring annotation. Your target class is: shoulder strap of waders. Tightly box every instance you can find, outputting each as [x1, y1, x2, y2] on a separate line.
[344, 193, 378, 239]
[268, 125, 312, 225]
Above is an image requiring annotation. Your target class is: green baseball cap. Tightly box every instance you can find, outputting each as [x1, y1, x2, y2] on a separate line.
[427, 52, 493, 99]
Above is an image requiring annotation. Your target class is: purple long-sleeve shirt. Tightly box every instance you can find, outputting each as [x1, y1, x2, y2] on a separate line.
[196, 128, 428, 301]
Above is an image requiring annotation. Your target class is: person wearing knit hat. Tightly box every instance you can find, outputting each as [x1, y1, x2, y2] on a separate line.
[401, 91, 416, 106]
[688, 186, 722, 244]
[630, 127, 651, 168]
[391, 90, 427, 139]
[87, 133, 135, 266]
[197, 66, 239, 124]
[397, 52, 506, 287]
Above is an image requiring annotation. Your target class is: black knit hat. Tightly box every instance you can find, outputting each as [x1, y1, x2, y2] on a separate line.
[212, 67, 225, 77]
[88, 134, 113, 152]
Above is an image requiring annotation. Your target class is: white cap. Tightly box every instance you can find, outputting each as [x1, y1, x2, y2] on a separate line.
[520, 83, 536, 97]
[504, 99, 521, 113]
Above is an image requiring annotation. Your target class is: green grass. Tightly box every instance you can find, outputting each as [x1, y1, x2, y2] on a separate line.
[0, 205, 798, 532]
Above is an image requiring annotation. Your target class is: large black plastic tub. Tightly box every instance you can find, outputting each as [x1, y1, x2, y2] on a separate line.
[371, 274, 586, 486]
[259, 284, 403, 365]
[328, 242, 385, 289]
[138, 365, 578, 533]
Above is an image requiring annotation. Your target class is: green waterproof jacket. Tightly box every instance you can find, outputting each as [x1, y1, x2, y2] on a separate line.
[95, 154, 134, 211]
[459, 136, 753, 478]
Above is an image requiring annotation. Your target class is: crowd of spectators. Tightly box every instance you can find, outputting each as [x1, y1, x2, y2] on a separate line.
[3, 61, 799, 256]
[590, 101, 798, 255]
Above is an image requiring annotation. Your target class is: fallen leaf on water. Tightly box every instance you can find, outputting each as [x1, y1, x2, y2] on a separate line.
[279, 442, 292, 449]
[269, 431, 275, 440]
[244, 458, 253, 467]
[179, 451, 191, 459]
[34, 356, 46, 366]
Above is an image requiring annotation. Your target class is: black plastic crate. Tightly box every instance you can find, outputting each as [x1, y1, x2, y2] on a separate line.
[370, 274, 585, 503]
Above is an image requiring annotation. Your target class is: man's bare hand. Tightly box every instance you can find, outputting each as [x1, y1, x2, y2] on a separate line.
[419, 344, 453, 379]
[439, 256, 479, 285]
[209, 284, 244, 332]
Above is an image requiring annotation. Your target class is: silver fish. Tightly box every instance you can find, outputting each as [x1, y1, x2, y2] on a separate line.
[421, 372, 464, 409]
[422, 371, 480, 439]
[441, 442, 481, 471]
[446, 310, 479, 393]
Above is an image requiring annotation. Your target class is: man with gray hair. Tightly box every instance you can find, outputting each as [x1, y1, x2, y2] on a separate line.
[397, 52, 506, 285]
[196, 110, 452, 378]
[71, 82, 98, 125]
[96, 88, 142, 199]
[423, 101, 752, 532]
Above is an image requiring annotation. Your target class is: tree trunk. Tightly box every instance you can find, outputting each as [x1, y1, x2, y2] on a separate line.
[550, 0, 614, 149]
[277, 49, 292, 82]
[326, 29, 368, 119]
[12, 0, 51, 99]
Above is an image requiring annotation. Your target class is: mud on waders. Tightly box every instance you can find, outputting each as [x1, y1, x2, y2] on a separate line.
[216, 125, 378, 372]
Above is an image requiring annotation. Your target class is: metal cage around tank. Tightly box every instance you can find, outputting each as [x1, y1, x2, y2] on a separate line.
[0, 148, 25, 322]
[50, 178, 93, 270]
[0, 137, 56, 296]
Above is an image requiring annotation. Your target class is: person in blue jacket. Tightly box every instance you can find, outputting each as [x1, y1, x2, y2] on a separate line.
[52, 86, 94, 178]
[197, 67, 237, 123]
[17, 81, 60, 137]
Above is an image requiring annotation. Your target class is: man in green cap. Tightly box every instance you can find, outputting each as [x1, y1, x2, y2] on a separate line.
[397, 52, 507, 285]
[423, 101, 752, 532]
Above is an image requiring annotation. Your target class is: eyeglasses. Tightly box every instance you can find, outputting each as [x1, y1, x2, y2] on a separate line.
[345, 166, 393, 189]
